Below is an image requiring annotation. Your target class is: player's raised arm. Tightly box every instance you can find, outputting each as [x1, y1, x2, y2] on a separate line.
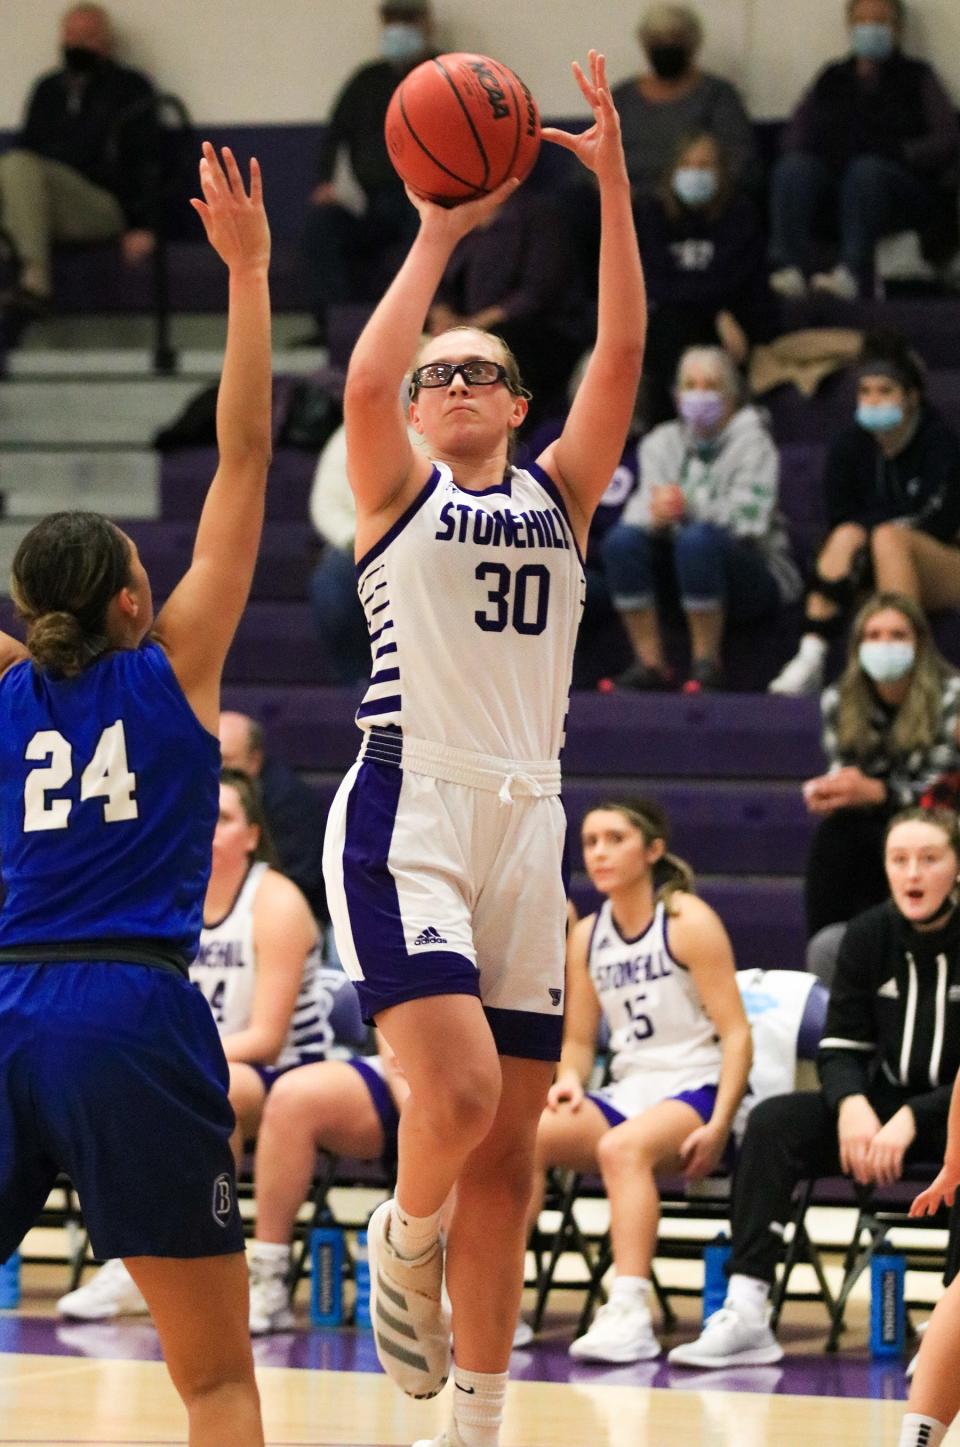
[153, 143, 271, 730]
[344, 180, 519, 522]
[538, 51, 646, 547]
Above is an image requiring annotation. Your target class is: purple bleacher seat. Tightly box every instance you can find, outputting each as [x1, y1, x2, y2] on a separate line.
[222, 600, 328, 684]
[122, 518, 315, 600]
[562, 779, 814, 876]
[563, 692, 822, 779]
[779, 296, 960, 370]
[160, 448, 316, 522]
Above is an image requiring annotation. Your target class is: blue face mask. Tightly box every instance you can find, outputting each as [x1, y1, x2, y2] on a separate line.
[857, 401, 904, 433]
[850, 22, 895, 61]
[672, 167, 719, 208]
[381, 22, 426, 64]
[859, 639, 915, 683]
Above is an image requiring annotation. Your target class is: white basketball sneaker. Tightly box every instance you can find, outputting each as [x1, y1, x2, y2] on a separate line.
[667, 1302, 784, 1368]
[248, 1248, 295, 1335]
[768, 637, 826, 696]
[568, 1296, 661, 1363]
[368, 1199, 451, 1399]
[57, 1259, 149, 1321]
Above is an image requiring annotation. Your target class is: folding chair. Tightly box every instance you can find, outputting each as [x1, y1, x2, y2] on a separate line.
[771, 1163, 958, 1349]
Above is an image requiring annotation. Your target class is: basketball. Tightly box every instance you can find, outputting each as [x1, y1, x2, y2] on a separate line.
[385, 52, 541, 206]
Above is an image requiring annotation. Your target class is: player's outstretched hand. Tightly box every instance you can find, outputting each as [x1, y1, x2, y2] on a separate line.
[910, 1160, 960, 1218]
[404, 177, 520, 244]
[542, 51, 627, 189]
[191, 142, 270, 274]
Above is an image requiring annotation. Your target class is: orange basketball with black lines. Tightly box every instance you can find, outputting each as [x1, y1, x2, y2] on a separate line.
[385, 52, 541, 205]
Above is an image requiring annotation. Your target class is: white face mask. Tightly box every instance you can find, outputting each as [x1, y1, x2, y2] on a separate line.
[381, 22, 425, 64]
[859, 639, 916, 683]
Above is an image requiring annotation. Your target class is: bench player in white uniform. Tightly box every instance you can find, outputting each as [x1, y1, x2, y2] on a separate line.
[59, 768, 356, 1321]
[520, 797, 751, 1363]
[322, 51, 646, 1447]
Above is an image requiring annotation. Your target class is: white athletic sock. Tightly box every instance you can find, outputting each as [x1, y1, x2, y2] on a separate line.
[389, 1197, 443, 1261]
[609, 1275, 651, 1307]
[249, 1240, 290, 1268]
[898, 1412, 947, 1447]
[726, 1273, 770, 1321]
[451, 1367, 508, 1447]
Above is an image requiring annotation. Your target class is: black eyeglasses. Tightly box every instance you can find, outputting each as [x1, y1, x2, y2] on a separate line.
[411, 360, 511, 391]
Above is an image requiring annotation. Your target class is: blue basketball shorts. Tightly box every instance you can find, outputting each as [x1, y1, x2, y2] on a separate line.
[0, 961, 244, 1263]
[348, 1054, 401, 1167]
[588, 1079, 720, 1130]
[323, 729, 568, 1062]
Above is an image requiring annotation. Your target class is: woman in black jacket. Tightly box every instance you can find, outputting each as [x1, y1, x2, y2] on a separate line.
[669, 805, 960, 1371]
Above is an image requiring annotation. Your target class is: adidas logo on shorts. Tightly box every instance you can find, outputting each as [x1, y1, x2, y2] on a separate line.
[414, 925, 448, 946]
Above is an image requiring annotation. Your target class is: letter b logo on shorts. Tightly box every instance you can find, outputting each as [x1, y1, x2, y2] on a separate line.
[212, 1172, 233, 1228]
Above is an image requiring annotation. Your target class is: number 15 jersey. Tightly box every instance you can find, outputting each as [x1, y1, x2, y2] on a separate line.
[355, 460, 585, 762]
[0, 644, 219, 970]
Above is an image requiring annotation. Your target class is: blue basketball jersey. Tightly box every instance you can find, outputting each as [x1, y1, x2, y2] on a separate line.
[0, 643, 220, 969]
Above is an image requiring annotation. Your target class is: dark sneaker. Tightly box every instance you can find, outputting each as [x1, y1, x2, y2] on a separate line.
[682, 659, 724, 694]
[610, 660, 674, 692]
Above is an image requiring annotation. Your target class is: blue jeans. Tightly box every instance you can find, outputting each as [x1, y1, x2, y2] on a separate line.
[769, 151, 935, 282]
[602, 520, 781, 620]
[309, 544, 371, 685]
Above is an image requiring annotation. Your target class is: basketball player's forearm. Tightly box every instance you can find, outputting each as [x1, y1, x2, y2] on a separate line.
[711, 1028, 752, 1132]
[558, 1040, 595, 1086]
[595, 177, 646, 355]
[216, 267, 272, 466]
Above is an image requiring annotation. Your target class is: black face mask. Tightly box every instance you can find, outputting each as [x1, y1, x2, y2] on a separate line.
[647, 43, 690, 80]
[62, 45, 103, 75]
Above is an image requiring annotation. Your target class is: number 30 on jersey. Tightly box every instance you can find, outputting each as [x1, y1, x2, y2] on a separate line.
[23, 720, 138, 832]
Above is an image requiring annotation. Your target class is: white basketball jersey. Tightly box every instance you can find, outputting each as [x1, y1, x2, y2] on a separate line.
[589, 899, 722, 1085]
[355, 460, 585, 761]
[191, 861, 324, 1069]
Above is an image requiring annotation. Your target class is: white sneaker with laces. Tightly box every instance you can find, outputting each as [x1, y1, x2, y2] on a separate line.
[769, 267, 808, 299]
[768, 643, 826, 696]
[248, 1256, 294, 1335]
[412, 1432, 463, 1447]
[667, 1302, 784, 1368]
[810, 264, 859, 300]
[57, 1259, 149, 1321]
[568, 1296, 661, 1363]
[368, 1198, 451, 1399]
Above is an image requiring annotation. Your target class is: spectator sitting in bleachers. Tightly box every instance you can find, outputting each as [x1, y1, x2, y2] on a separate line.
[602, 346, 801, 693]
[427, 188, 587, 434]
[516, 797, 751, 1364]
[634, 130, 775, 427]
[613, 4, 759, 201]
[800, 592, 960, 950]
[669, 806, 960, 1371]
[770, 331, 960, 696]
[57, 768, 364, 1322]
[0, 3, 159, 340]
[768, 0, 960, 302]
[300, 0, 434, 344]
[246, 1030, 407, 1334]
[219, 710, 329, 928]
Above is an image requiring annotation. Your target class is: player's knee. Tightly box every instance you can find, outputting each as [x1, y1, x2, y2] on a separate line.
[596, 1127, 646, 1177]
[423, 1065, 501, 1145]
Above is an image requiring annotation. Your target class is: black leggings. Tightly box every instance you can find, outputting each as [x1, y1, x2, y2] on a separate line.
[728, 1086, 948, 1285]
